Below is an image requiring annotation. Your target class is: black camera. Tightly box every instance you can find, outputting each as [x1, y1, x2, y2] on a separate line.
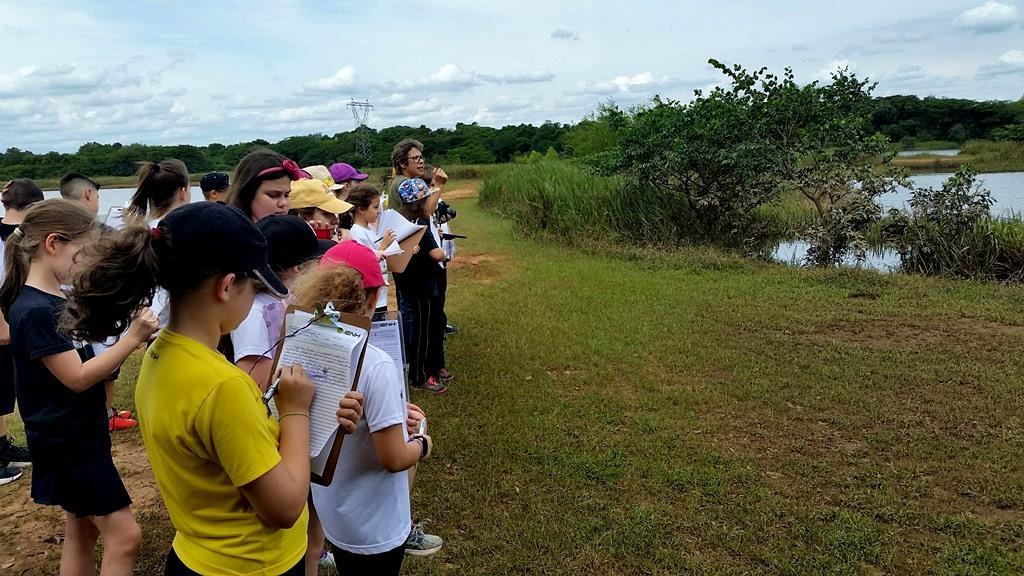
[435, 200, 457, 224]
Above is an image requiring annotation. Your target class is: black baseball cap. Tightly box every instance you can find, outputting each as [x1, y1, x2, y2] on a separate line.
[200, 172, 229, 192]
[159, 202, 288, 298]
[256, 215, 323, 272]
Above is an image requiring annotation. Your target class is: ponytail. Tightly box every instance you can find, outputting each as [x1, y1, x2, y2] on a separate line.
[0, 199, 98, 317]
[61, 225, 162, 342]
[126, 159, 189, 222]
[0, 228, 30, 318]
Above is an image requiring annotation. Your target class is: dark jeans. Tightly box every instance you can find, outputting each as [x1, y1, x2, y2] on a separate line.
[333, 544, 405, 576]
[427, 268, 448, 374]
[165, 548, 303, 576]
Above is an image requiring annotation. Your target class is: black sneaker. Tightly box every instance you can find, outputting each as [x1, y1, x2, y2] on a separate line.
[0, 464, 22, 486]
[444, 324, 460, 335]
[0, 437, 31, 468]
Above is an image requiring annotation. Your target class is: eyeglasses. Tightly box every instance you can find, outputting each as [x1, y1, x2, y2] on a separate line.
[407, 154, 425, 163]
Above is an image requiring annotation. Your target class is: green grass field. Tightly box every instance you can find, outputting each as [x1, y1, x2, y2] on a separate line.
[3, 188, 1023, 574]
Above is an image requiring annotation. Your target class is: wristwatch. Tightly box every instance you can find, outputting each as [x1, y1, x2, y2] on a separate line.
[411, 435, 430, 460]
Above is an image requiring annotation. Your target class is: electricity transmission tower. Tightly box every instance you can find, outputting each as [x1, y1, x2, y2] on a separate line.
[347, 99, 374, 160]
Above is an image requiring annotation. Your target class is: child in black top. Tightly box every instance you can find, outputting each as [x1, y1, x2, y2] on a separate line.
[391, 178, 447, 394]
[0, 199, 159, 574]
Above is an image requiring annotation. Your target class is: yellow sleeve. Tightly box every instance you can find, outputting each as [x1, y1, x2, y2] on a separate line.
[195, 376, 282, 488]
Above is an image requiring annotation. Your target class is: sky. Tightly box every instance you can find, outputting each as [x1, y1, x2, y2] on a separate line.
[0, 0, 1022, 153]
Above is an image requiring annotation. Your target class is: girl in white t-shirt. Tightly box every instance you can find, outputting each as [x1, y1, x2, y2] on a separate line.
[293, 241, 433, 576]
[346, 184, 396, 315]
[230, 215, 325, 391]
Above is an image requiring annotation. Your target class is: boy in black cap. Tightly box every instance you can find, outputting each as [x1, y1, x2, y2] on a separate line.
[200, 172, 230, 203]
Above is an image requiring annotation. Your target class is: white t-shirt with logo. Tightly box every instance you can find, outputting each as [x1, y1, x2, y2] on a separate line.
[311, 344, 410, 554]
[349, 223, 389, 310]
[230, 292, 287, 362]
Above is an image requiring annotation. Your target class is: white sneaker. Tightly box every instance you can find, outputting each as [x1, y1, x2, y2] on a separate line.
[404, 521, 443, 556]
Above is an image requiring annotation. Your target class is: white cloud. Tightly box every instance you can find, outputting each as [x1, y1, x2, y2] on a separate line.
[304, 65, 359, 92]
[569, 72, 690, 97]
[550, 28, 579, 41]
[978, 49, 1024, 78]
[479, 70, 555, 84]
[816, 59, 855, 80]
[998, 49, 1024, 65]
[954, 1, 1020, 33]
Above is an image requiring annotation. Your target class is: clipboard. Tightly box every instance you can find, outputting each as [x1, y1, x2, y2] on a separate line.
[269, 304, 372, 486]
[105, 205, 127, 230]
[370, 310, 406, 389]
[385, 226, 426, 274]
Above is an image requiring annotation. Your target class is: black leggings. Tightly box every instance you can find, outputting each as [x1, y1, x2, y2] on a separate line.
[408, 295, 438, 384]
[165, 548, 304, 576]
[333, 544, 405, 576]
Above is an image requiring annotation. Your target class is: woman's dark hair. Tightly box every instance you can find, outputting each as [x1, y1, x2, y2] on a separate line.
[346, 183, 381, 212]
[288, 207, 319, 221]
[0, 200, 97, 317]
[390, 139, 423, 174]
[395, 197, 427, 223]
[422, 165, 437, 187]
[126, 159, 189, 221]
[226, 149, 288, 218]
[1, 178, 45, 211]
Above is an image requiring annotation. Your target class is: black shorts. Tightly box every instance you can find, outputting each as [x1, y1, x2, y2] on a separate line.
[0, 345, 14, 415]
[332, 544, 405, 576]
[29, 438, 131, 518]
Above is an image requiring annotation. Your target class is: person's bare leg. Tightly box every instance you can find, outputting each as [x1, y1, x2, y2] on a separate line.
[60, 513, 99, 576]
[305, 499, 326, 576]
[91, 507, 142, 576]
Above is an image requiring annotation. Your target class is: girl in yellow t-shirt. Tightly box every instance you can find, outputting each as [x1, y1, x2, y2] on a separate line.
[63, 202, 364, 576]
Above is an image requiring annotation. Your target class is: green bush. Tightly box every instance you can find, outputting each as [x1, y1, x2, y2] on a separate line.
[884, 166, 1024, 280]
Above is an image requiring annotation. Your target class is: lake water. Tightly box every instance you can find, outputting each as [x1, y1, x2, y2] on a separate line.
[38, 186, 206, 221]
[896, 149, 961, 157]
[773, 171, 1024, 271]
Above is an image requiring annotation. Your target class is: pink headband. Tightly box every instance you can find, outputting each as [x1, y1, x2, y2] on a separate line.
[256, 158, 309, 181]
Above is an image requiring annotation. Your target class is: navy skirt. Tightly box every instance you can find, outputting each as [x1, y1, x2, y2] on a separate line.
[30, 436, 131, 518]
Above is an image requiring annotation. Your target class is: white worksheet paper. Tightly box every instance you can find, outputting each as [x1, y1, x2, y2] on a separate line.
[271, 310, 367, 460]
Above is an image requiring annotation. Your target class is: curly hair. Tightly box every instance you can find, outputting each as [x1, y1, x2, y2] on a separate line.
[289, 264, 374, 315]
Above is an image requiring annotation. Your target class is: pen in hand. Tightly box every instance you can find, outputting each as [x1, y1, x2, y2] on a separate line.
[262, 377, 282, 416]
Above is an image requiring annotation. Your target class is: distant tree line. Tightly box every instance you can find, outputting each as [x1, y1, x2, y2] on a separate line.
[871, 95, 1024, 146]
[0, 122, 570, 180]
[1, 93, 1022, 180]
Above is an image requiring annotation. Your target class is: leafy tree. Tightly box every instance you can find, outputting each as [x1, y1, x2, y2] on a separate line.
[759, 64, 906, 265]
[608, 64, 781, 245]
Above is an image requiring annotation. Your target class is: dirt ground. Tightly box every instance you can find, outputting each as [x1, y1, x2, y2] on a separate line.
[0, 433, 161, 574]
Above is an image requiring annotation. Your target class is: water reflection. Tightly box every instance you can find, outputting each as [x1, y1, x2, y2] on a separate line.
[771, 240, 901, 272]
[895, 149, 960, 157]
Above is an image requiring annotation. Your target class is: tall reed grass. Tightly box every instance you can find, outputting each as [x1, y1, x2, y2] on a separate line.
[479, 161, 679, 245]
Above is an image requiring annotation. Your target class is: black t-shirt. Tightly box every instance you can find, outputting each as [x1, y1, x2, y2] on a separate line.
[393, 218, 441, 299]
[0, 221, 18, 242]
[8, 286, 101, 454]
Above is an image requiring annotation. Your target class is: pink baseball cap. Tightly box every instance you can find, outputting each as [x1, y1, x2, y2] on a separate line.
[320, 240, 385, 289]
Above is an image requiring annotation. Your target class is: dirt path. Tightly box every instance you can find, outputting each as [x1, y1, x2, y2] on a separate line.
[0, 433, 161, 574]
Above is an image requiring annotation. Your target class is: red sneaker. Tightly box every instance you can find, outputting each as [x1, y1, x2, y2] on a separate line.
[109, 414, 139, 431]
[412, 377, 447, 395]
[113, 408, 132, 418]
